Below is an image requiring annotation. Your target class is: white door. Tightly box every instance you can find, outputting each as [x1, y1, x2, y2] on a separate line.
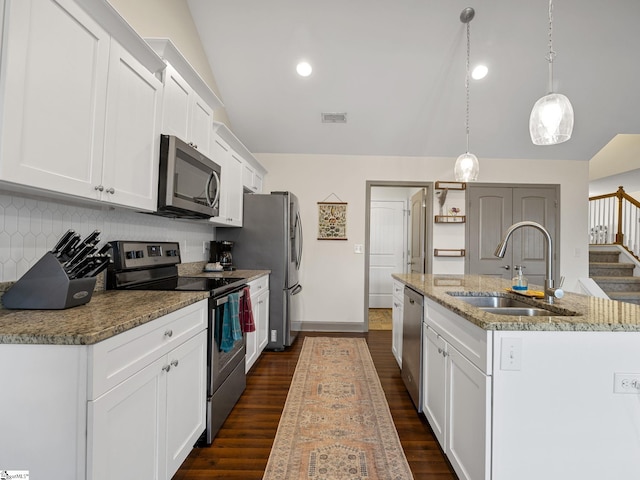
[410, 189, 428, 274]
[447, 346, 492, 480]
[102, 41, 163, 211]
[369, 200, 405, 308]
[88, 356, 166, 480]
[161, 64, 191, 140]
[423, 325, 448, 448]
[165, 332, 207, 478]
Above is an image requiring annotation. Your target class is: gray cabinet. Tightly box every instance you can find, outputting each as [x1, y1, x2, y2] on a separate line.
[466, 185, 558, 286]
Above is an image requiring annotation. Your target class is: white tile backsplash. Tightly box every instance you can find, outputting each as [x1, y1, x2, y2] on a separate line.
[0, 191, 215, 282]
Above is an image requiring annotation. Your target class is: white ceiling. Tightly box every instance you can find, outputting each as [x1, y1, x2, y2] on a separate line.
[187, 0, 640, 164]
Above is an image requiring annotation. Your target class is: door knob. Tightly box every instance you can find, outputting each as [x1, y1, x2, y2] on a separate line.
[500, 265, 510, 270]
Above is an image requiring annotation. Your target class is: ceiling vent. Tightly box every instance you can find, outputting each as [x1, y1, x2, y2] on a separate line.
[321, 112, 347, 123]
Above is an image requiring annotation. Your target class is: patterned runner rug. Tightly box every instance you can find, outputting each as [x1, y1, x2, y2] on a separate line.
[263, 337, 414, 479]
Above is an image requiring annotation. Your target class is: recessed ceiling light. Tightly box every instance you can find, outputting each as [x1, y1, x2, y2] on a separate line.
[472, 64, 488, 80]
[296, 61, 312, 77]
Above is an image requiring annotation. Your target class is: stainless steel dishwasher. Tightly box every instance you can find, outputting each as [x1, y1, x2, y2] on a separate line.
[401, 285, 423, 411]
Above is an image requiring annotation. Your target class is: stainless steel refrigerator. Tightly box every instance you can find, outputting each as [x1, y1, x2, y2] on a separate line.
[220, 191, 303, 350]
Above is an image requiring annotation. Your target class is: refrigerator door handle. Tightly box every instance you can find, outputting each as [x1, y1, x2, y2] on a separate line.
[295, 210, 303, 269]
[290, 284, 303, 295]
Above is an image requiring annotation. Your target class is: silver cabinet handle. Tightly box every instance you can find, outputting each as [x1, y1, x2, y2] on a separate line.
[162, 364, 171, 373]
[95, 185, 104, 192]
[164, 329, 173, 337]
[500, 265, 511, 270]
[105, 187, 115, 194]
[170, 359, 179, 367]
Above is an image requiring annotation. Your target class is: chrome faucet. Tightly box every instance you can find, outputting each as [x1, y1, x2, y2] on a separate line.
[494, 221, 564, 304]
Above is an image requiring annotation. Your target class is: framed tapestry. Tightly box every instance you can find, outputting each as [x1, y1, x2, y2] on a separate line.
[317, 202, 347, 240]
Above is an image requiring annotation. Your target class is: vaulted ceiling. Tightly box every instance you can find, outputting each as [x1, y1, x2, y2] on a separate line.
[187, 0, 640, 165]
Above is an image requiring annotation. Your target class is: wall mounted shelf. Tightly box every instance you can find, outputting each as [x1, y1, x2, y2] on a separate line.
[435, 215, 466, 223]
[434, 249, 465, 257]
[435, 181, 466, 190]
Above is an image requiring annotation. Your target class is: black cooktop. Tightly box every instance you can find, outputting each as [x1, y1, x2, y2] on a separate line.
[117, 275, 246, 296]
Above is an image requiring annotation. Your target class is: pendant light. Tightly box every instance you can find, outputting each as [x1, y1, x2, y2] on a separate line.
[454, 7, 479, 182]
[529, 0, 574, 145]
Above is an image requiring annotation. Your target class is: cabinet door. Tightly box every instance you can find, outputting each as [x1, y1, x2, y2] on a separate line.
[165, 331, 207, 478]
[102, 40, 162, 211]
[210, 136, 243, 226]
[224, 153, 244, 224]
[161, 64, 190, 140]
[88, 356, 166, 480]
[423, 325, 447, 447]
[188, 92, 213, 157]
[245, 330, 258, 373]
[391, 297, 403, 366]
[447, 346, 491, 480]
[256, 288, 270, 352]
[0, 0, 109, 196]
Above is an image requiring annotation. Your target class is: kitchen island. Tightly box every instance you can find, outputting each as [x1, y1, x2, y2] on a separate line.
[393, 273, 640, 480]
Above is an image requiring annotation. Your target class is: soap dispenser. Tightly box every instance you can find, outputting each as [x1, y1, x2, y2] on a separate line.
[512, 265, 528, 292]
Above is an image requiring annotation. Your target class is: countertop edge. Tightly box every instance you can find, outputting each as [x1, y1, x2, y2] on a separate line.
[392, 273, 640, 332]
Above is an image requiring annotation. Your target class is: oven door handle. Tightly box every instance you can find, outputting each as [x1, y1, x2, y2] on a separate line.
[215, 289, 245, 307]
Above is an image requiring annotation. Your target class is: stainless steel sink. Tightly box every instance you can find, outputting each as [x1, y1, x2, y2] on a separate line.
[447, 292, 578, 317]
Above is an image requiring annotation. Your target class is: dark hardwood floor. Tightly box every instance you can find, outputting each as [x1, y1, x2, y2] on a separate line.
[173, 331, 456, 479]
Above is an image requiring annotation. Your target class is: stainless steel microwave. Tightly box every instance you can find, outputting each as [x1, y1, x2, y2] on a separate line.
[156, 135, 221, 219]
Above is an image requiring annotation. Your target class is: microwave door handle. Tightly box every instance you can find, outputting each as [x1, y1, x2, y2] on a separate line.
[205, 172, 214, 207]
[211, 170, 221, 208]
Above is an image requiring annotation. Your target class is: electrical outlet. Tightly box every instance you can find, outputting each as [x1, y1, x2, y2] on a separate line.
[203, 241, 209, 255]
[614, 373, 640, 394]
[271, 330, 277, 342]
[500, 337, 522, 371]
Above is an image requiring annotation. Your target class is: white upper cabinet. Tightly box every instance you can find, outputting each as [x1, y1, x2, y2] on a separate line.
[0, 0, 110, 198]
[160, 64, 213, 158]
[146, 38, 223, 160]
[0, 0, 165, 212]
[102, 41, 162, 212]
[209, 133, 243, 227]
[242, 161, 264, 194]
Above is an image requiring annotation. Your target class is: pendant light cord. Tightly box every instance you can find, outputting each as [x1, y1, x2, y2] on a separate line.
[465, 21, 471, 153]
[546, 0, 556, 93]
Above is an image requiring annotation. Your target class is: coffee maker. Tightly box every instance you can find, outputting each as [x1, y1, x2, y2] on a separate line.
[210, 240, 235, 270]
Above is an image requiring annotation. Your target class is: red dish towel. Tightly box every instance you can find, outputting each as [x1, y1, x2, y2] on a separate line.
[239, 286, 256, 333]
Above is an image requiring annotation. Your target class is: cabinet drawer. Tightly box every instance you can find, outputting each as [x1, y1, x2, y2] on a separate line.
[425, 298, 492, 375]
[89, 300, 207, 399]
[392, 280, 405, 303]
[248, 275, 269, 297]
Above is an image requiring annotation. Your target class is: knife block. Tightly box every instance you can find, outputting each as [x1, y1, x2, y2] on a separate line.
[2, 252, 96, 309]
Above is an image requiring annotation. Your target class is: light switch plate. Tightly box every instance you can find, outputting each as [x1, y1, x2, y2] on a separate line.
[500, 337, 522, 371]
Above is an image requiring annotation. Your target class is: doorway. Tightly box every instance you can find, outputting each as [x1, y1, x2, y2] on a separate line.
[365, 181, 433, 331]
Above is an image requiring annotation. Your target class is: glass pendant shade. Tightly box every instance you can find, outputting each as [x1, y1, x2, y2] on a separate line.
[454, 152, 479, 182]
[529, 92, 574, 145]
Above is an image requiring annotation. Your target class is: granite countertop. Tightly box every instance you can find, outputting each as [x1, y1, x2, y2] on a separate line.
[0, 268, 270, 345]
[393, 273, 640, 332]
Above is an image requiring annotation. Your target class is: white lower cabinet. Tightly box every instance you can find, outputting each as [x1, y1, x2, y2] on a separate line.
[391, 279, 404, 367]
[88, 331, 206, 480]
[0, 299, 208, 479]
[245, 275, 270, 372]
[422, 298, 491, 480]
[88, 300, 207, 480]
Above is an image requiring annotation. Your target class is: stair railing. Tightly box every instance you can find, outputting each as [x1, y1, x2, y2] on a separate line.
[589, 186, 640, 260]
